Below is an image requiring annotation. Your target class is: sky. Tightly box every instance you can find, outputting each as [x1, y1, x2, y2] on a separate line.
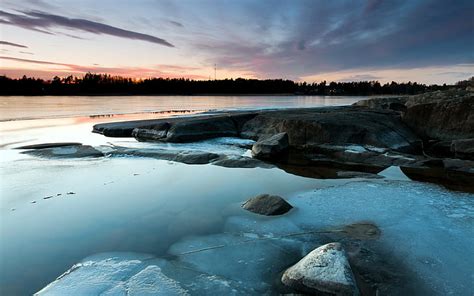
[0, 0, 473, 84]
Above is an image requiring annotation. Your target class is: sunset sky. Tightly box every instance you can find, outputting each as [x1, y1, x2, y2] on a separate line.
[0, 0, 473, 84]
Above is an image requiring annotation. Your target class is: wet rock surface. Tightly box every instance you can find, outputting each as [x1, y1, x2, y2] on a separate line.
[281, 242, 359, 296]
[251, 132, 289, 160]
[21, 144, 104, 158]
[242, 194, 293, 216]
[400, 158, 474, 192]
[211, 155, 273, 168]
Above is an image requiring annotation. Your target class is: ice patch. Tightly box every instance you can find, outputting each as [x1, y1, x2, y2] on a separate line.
[35, 253, 188, 296]
[287, 181, 474, 295]
[377, 166, 411, 181]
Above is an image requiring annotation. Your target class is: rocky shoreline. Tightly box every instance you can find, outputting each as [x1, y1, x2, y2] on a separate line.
[92, 86, 474, 192]
[15, 86, 473, 295]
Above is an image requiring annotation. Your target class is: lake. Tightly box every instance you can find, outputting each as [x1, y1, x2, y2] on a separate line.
[0, 96, 472, 295]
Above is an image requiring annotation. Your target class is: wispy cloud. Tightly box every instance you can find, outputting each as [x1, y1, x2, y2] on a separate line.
[0, 10, 174, 47]
[0, 41, 28, 48]
[0, 56, 207, 79]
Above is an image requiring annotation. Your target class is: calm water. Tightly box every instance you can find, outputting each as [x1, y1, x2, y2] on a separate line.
[0, 96, 472, 295]
[0, 95, 363, 121]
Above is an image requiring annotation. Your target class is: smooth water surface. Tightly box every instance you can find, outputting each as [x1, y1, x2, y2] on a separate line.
[0, 95, 363, 121]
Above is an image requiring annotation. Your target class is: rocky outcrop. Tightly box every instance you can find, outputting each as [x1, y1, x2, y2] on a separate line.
[451, 138, 474, 160]
[354, 87, 474, 143]
[281, 242, 359, 296]
[241, 194, 293, 216]
[93, 112, 259, 141]
[241, 107, 421, 154]
[251, 132, 289, 160]
[402, 95, 474, 141]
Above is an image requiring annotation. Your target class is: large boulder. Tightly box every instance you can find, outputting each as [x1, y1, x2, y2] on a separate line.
[241, 107, 421, 154]
[281, 242, 359, 296]
[251, 132, 289, 160]
[241, 194, 293, 216]
[354, 87, 474, 142]
[402, 96, 474, 141]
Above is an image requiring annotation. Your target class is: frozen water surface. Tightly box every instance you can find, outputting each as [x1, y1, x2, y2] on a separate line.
[0, 100, 473, 295]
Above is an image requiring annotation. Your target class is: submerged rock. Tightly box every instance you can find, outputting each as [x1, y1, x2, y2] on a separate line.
[211, 155, 273, 168]
[22, 145, 103, 158]
[251, 132, 289, 160]
[16, 142, 82, 149]
[340, 222, 382, 240]
[242, 194, 293, 216]
[174, 151, 220, 164]
[281, 242, 359, 296]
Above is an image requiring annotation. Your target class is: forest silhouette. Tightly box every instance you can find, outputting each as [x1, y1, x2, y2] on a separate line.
[0, 73, 458, 96]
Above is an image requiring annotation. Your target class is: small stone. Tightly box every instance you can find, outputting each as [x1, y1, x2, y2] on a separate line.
[241, 194, 293, 216]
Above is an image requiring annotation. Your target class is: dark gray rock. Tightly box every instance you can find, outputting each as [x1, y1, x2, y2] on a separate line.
[174, 151, 220, 164]
[241, 194, 293, 216]
[165, 116, 238, 142]
[251, 132, 289, 160]
[354, 87, 474, 142]
[22, 145, 104, 158]
[132, 122, 170, 141]
[241, 107, 421, 154]
[401, 158, 474, 192]
[16, 142, 82, 149]
[451, 138, 474, 160]
[281, 242, 359, 296]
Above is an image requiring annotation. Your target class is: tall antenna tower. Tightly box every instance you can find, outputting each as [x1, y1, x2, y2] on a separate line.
[214, 64, 217, 80]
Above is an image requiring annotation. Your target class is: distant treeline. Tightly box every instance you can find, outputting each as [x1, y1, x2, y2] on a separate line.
[0, 73, 467, 96]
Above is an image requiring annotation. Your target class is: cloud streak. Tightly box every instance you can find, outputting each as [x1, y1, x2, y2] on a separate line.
[0, 41, 28, 48]
[0, 56, 207, 79]
[0, 10, 174, 47]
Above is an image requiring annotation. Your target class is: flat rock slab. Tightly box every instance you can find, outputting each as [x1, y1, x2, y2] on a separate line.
[242, 194, 293, 216]
[22, 145, 104, 159]
[281, 242, 359, 296]
[16, 142, 82, 149]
